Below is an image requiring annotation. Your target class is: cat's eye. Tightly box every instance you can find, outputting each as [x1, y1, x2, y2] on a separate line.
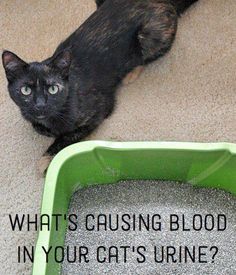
[21, 86, 32, 96]
[48, 85, 59, 95]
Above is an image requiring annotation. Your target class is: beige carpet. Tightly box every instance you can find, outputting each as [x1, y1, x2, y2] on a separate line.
[0, 0, 235, 274]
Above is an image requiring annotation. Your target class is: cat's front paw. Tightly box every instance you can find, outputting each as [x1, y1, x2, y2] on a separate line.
[37, 154, 53, 177]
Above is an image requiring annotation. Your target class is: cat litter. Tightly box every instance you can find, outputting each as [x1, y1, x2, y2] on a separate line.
[61, 180, 236, 275]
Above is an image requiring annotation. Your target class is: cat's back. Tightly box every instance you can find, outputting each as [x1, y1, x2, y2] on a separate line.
[56, 0, 148, 57]
[55, 0, 171, 88]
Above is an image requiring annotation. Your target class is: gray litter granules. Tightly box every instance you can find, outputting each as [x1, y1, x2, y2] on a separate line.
[61, 181, 236, 275]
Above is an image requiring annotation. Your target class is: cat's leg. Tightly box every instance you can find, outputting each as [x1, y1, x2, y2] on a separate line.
[95, 0, 106, 8]
[138, 2, 178, 64]
[46, 122, 102, 155]
[122, 3, 177, 86]
[45, 126, 93, 156]
[33, 123, 54, 137]
[38, 123, 99, 175]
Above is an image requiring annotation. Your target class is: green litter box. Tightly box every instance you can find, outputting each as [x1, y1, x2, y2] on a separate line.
[32, 141, 236, 275]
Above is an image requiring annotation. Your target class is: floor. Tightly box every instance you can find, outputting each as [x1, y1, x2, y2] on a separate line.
[0, 0, 235, 274]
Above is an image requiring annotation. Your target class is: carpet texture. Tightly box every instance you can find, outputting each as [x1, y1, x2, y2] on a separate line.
[0, 0, 235, 274]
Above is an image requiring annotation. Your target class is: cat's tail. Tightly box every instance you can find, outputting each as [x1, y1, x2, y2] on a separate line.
[174, 0, 199, 15]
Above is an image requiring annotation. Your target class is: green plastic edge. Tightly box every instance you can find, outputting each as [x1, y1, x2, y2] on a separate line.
[32, 141, 236, 275]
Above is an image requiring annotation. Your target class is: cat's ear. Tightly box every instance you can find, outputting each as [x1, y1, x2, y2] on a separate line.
[50, 49, 72, 77]
[2, 51, 28, 82]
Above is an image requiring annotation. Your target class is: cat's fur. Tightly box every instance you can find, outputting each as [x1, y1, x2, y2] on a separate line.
[2, 0, 198, 160]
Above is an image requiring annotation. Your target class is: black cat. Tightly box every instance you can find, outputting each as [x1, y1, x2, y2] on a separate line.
[2, 0, 198, 170]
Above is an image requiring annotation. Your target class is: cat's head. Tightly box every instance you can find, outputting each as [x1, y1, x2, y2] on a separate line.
[2, 49, 71, 122]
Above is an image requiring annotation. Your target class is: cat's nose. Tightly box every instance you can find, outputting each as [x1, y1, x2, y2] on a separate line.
[35, 97, 46, 109]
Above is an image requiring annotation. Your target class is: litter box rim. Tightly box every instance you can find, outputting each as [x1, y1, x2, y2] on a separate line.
[32, 141, 236, 275]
